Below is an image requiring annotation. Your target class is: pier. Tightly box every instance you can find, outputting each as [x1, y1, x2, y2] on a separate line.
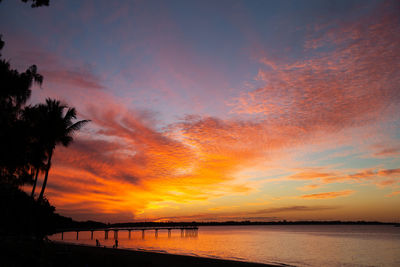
[57, 226, 199, 240]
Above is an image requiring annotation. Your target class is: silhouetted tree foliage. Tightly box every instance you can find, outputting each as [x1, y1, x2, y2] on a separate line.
[0, 182, 56, 238]
[0, 33, 89, 238]
[0, 36, 49, 238]
[0, 0, 49, 8]
[0, 35, 43, 186]
[0, 182, 104, 239]
[21, 0, 49, 8]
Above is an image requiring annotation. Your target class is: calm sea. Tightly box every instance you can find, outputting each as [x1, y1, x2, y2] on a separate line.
[49, 225, 400, 267]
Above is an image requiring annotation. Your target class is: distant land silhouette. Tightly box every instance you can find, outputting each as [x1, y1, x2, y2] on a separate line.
[53, 219, 399, 232]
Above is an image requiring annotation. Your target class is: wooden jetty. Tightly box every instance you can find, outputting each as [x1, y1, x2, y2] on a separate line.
[58, 226, 199, 240]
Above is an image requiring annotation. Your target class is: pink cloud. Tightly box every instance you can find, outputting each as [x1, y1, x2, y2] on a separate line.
[374, 148, 400, 157]
[42, 69, 104, 90]
[232, 3, 400, 137]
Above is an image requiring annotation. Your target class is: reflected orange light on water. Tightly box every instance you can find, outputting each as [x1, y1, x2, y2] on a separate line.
[49, 225, 400, 266]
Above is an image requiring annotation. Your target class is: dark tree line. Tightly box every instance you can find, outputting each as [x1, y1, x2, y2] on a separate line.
[1, 0, 90, 237]
[0, 37, 43, 186]
[0, 35, 89, 200]
[0, 0, 49, 8]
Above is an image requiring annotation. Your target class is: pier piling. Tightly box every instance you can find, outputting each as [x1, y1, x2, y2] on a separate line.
[56, 225, 198, 242]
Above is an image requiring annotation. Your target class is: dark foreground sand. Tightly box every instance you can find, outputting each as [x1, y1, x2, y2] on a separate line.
[1, 238, 285, 267]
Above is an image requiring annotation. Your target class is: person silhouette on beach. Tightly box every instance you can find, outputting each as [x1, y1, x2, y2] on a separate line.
[96, 239, 100, 247]
[115, 239, 118, 248]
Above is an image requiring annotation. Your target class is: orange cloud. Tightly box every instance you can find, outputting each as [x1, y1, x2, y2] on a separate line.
[377, 169, 400, 176]
[376, 180, 397, 188]
[254, 205, 339, 214]
[45, 104, 274, 221]
[289, 172, 336, 180]
[286, 168, 400, 186]
[386, 191, 400, 197]
[301, 190, 354, 199]
[297, 184, 321, 191]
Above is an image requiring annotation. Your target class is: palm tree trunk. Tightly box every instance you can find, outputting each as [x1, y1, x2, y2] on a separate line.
[30, 167, 40, 198]
[38, 149, 53, 202]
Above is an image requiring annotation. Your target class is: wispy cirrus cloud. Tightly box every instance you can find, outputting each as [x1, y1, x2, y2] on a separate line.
[377, 169, 400, 177]
[6, 47, 105, 91]
[386, 191, 400, 198]
[42, 69, 104, 90]
[297, 184, 321, 191]
[286, 167, 400, 189]
[301, 190, 354, 199]
[373, 147, 400, 157]
[289, 172, 336, 181]
[255, 205, 339, 214]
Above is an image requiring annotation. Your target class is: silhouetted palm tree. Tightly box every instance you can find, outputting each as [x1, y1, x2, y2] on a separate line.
[22, 105, 47, 197]
[28, 142, 47, 198]
[37, 98, 89, 201]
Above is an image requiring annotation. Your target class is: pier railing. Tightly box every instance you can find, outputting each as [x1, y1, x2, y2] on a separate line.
[56, 225, 199, 240]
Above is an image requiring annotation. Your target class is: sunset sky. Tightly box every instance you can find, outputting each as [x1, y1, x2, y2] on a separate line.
[1, 0, 399, 223]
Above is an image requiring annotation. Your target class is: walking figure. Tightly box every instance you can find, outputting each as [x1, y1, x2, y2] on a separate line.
[96, 239, 100, 247]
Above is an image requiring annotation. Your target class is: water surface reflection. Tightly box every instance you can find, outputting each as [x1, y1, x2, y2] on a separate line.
[50, 225, 400, 267]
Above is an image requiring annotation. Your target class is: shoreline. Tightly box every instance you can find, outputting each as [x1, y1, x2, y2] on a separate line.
[1, 238, 287, 267]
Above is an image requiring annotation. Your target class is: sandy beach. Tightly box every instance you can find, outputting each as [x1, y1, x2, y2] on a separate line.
[1, 238, 284, 267]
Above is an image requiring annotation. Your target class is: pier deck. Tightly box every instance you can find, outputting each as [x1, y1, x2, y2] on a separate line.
[57, 226, 199, 240]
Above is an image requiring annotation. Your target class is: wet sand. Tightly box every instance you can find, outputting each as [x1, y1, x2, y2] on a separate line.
[1, 238, 285, 267]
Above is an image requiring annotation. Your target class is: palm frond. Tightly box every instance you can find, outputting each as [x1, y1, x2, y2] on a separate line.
[67, 120, 90, 133]
[63, 107, 77, 122]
